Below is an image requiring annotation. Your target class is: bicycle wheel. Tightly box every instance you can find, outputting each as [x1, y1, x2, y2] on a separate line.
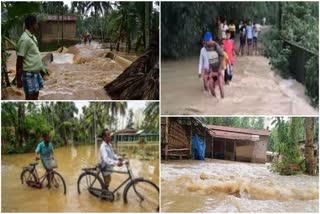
[49, 171, 67, 195]
[77, 171, 105, 194]
[123, 178, 159, 212]
[20, 168, 37, 186]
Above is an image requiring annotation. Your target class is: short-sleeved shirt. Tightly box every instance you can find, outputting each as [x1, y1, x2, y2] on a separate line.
[221, 24, 229, 39]
[246, 25, 254, 39]
[228, 24, 236, 32]
[17, 30, 43, 73]
[35, 141, 54, 160]
[254, 24, 260, 38]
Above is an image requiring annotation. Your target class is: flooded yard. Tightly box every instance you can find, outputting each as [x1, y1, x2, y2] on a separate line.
[2, 143, 159, 212]
[161, 159, 319, 212]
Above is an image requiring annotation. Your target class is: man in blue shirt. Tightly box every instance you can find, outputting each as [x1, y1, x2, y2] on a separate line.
[35, 132, 54, 186]
[246, 20, 254, 55]
[35, 132, 54, 167]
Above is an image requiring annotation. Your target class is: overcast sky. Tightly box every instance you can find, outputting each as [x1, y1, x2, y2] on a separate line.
[75, 101, 147, 116]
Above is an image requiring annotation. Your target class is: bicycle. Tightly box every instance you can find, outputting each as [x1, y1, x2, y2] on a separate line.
[77, 159, 159, 211]
[20, 159, 66, 195]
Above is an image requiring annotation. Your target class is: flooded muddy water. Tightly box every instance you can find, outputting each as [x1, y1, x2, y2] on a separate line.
[3, 42, 137, 100]
[161, 56, 317, 115]
[2, 143, 159, 212]
[161, 159, 319, 213]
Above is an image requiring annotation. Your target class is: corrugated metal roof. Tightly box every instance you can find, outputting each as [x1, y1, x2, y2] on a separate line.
[210, 130, 260, 141]
[114, 128, 138, 135]
[207, 125, 270, 136]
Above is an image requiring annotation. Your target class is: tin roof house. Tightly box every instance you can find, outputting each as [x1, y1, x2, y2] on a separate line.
[161, 117, 271, 163]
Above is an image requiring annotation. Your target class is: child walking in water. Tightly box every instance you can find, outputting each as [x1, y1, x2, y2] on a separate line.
[222, 30, 235, 84]
[198, 32, 225, 98]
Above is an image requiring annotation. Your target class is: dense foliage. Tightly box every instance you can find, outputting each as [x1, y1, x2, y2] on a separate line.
[72, 1, 159, 52]
[1, 102, 159, 154]
[202, 117, 265, 129]
[263, 2, 319, 105]
[161, 2, 280, 58]
[269, 117, 318, 175]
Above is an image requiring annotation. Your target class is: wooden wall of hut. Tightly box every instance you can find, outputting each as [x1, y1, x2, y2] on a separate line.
[161, 117, 208, 160]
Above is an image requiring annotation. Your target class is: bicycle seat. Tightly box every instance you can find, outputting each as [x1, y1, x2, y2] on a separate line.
[29, 162, 38, 166]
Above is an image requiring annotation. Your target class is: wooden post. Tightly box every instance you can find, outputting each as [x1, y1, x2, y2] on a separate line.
[212, 136, 214, 159]
[224, 138, 226, 160]
[190, 120, 193, 158]
[204, 130, 206, 158]
[165, 117, 169, 161]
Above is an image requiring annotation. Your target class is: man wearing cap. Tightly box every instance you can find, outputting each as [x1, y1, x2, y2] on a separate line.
[198, 31, 225, 98]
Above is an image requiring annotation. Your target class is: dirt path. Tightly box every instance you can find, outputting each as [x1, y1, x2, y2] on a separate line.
[161, 55, 317, 115]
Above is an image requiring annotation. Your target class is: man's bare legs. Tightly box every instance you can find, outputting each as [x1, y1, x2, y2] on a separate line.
[218, 74, 224, 98]
[209, 72, 224, 98]
[202, 70, 211, 93]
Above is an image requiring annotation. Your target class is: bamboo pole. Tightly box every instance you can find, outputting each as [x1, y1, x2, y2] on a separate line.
[165, 117, 169, 160]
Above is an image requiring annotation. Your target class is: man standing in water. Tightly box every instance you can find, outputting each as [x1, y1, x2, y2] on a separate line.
[16, 15, 44, 100]
[198, 32, 225, 98]
[35, 132, 54, 186]
[100, 128, 123, 190]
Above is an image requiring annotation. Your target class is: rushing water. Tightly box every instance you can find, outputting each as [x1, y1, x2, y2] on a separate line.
[3, 42, 138, 100]
[161, 55, 317, 115]
[161, 159, 319, 213]
[2, 143, 159, 212]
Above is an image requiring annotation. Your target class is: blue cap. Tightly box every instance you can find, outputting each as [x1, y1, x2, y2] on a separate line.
[204, 32, 213, 41]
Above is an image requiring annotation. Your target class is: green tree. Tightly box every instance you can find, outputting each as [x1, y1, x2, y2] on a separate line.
[143, 102, 159, 131]
[126, 109, 134, 128]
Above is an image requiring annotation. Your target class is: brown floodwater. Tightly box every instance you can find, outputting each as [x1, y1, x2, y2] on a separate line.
[2, 143, 159, 212]
[3, 42, 137, 100]
[161, 159, 319, 213]
[161, 55, 317, 116]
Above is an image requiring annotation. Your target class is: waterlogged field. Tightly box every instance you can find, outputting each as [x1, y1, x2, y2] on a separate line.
[161, 159, 319, 212]
[2, 143, 159, 212]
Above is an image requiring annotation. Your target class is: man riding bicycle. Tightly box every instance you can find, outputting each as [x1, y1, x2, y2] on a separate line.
[99, 128, 123, 190]
[35, 132, 54, 186]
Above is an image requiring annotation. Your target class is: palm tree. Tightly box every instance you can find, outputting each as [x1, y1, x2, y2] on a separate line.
[305, 117, 316, 175]
[85, 1, 111, 22]
[71, 1, 88, 15]
[144, 102, 159, 131]
[144, 2, 150, 49]
[53, 102, 78, 145]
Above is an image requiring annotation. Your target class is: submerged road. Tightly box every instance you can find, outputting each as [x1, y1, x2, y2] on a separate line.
[161, 55, 317, 115]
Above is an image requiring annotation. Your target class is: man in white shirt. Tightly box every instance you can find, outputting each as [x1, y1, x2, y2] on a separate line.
[221, 20, 229, 40]
[100, 128, 123, 190]
[198, 32, 225, 98]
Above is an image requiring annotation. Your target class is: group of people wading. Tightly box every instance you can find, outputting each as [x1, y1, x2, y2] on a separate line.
[198, 16, 262, 99]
